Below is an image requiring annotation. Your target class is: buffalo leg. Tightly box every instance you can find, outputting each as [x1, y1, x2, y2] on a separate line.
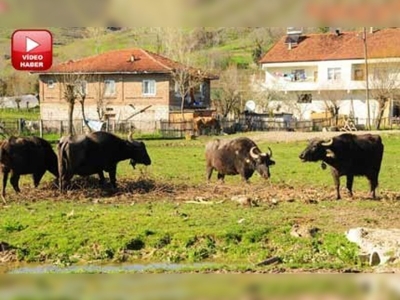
[2, 170, 9, 198]
[61, 174, 72, 191]
[10, 172, 21, 194]
[368, 175, 378, 199]
[33, 170, 46, 188]
[346, 175, 354, 197]
[108, 166, 117, 188]
[330, 169, 341, 200]
[98, 172, 106, 186]
[217, 173, 225, 183]
[59, 171, 71, 192]
[206, 166, 214, 182]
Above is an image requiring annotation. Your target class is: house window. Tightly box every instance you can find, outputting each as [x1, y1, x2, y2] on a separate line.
[104, 80, 116, 97]
[74, 80, 87, 96]
[297, 93, 312, 103]
[328, 68, 341, 80]
[143, 80, 156, 96]
[47, 80, 55, 89]
[354, 69, 364, 81]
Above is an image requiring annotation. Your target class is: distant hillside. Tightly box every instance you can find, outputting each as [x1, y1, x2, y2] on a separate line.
[1, 27, 285, 72]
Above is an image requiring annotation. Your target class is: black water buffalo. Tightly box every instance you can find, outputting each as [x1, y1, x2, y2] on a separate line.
[58, 131, 151, 191]
[299, 133, 384, 199]
[205, 137, 275, 182]
[0, 136, 58, 199]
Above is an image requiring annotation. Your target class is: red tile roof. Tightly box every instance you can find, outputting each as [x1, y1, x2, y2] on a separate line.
[260, 28, 400, 64]
[41, 48, 217, 79]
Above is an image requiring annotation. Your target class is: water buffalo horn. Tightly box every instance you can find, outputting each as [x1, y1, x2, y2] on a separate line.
[321, 138, 333, 147]
[250, 147, 259, 159]
[128, 131, 133, 142]
[260, 147, 273, 157]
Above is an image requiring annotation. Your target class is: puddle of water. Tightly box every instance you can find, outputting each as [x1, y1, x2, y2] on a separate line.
[8, 262, 216, 274]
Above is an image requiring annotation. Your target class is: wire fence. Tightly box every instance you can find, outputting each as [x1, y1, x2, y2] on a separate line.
[0, 116, 398, 139]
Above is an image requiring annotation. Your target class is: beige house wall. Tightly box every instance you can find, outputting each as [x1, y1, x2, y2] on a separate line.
[39, 73, 214, 128]
[39, 73, 172, 122]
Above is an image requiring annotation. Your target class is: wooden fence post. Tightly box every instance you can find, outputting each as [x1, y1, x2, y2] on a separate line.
[18, 118, 22, 135]
[59, 120, 63, 137]
[106, 118, 110, 132]
[39, 120, 43, 138]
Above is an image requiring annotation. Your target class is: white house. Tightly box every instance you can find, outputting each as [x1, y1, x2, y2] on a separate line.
[258, 27, 400, 127]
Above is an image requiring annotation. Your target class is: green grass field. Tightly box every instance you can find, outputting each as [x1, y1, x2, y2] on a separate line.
[0, 108, 40, 120]
[1, 133, 400, 273]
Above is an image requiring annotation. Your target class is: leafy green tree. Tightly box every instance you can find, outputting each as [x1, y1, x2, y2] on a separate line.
[252, 39, 263, 64]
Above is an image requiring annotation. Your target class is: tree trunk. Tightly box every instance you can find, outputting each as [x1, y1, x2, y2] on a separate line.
[376, 100, 387, 130]
[68, 101, 75, 136]
[180, 95, 186, 121]
[80, 97, 92, 132]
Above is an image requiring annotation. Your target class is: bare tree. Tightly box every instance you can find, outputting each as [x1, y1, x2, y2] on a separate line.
[318, 80, 348, 127]
[161, 28, 210, 118]
[95, 81, 108, 121]
[80, 73, 108, 122]
[283, 96, 312, 121]
[249, 28, 285, 65]
[212, 65, 246, 118]
[249, 70, 287, 113]
[320, 89, 347, 126]
[173, 67, 209, 116]
[368, 60, 400, 129]
[59, 72, 90, 135]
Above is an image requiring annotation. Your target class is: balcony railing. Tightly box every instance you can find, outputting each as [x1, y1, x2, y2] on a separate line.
[264, 76, 368, 92]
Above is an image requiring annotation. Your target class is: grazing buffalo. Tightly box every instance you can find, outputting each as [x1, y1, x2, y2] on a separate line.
[299, 133, 384, 199]
[205, 137, 275, 182]
[194, 117, 221, 136]
[58, 131, 151, 191]
[0, 136, 58, 199]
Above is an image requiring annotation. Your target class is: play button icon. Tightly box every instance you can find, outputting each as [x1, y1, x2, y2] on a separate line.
[26, 37, 40, 53]
[12, 29, 53, 71]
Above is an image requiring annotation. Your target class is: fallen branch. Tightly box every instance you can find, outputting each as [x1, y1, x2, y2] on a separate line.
[256, 256, 282, 267]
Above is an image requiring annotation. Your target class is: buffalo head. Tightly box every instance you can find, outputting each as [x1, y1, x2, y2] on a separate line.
[127, 133, 151, 169]
[249, 146, 275, 179]
[299, 138, 335, 162]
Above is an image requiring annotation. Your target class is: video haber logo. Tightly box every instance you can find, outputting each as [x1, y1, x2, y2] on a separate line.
[12, 30, 53, 71]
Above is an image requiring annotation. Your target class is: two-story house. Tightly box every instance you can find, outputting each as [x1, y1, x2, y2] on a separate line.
[36, 48, 218, 131]
[259, 27, 400, 127]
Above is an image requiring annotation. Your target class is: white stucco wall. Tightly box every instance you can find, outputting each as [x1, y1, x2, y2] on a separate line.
[268, 98, 379, 125]
[260, 58, 399, 124]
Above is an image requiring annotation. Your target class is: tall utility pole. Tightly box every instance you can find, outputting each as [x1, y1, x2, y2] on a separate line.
[363, 27, 371, 129]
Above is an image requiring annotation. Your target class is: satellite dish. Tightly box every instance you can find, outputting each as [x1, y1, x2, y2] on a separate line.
[245, 100, 256, 112]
